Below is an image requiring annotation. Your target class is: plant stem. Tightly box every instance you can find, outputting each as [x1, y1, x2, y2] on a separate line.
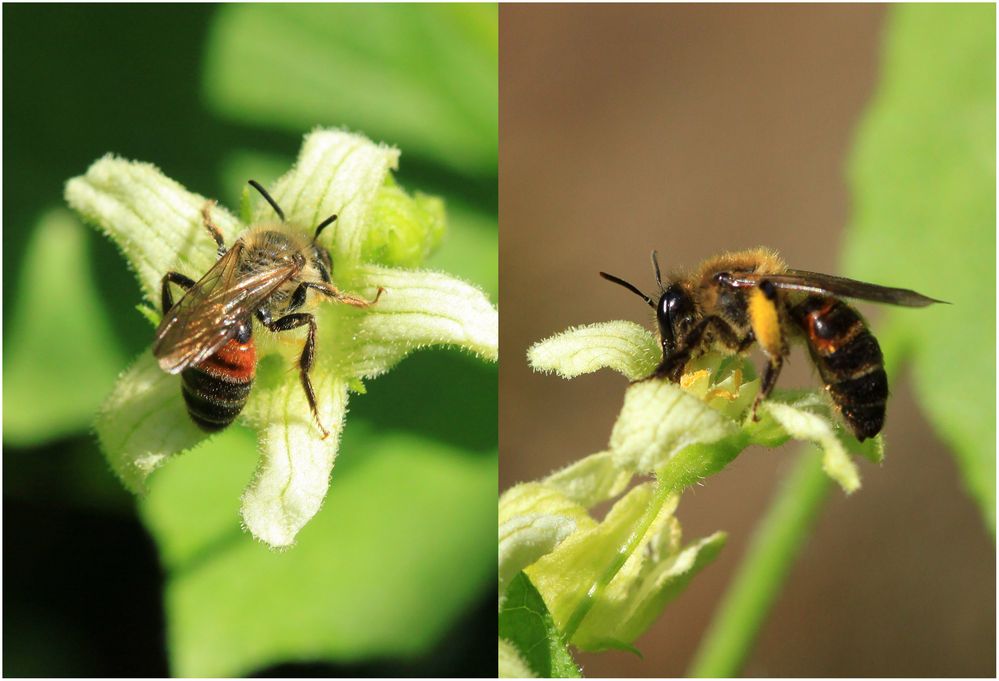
[688, 450, 830, 677]
[561, 472, 676, 641]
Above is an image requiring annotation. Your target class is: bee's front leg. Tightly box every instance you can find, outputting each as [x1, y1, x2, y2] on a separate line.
[200, 201, 227, 258]
[654, 315, 740, 383]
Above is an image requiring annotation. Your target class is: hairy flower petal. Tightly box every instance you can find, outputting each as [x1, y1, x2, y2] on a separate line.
[263, 128, 401, 264]
[335, 264, 498, 377]
[95, 352, 208, 492]
[240, 373, 350, 548]
[65, 156, 242, 301]
[528, 321, 660, 381]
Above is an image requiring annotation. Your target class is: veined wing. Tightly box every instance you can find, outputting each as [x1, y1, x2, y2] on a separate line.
[719, 269, 946, 307]
[153, 242, 299, 373]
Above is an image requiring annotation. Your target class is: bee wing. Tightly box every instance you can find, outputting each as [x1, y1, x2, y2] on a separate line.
[153, 242, 298, 373]
[720, 269, 946, 307]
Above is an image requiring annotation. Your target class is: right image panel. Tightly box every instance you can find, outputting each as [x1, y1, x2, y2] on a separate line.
[499, 4, 995, 678]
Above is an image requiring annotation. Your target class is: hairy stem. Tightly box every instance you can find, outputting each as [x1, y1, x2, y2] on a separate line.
[688, 450, 830, 677]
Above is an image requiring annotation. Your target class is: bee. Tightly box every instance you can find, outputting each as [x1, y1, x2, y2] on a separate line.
[600, 248, 944, 441]
[153, 180, 382, 438]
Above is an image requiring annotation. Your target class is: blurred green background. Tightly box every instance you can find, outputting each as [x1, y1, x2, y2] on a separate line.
[3, 4, 497, 677]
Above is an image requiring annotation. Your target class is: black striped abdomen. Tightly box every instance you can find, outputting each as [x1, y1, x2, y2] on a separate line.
[791, 296, 887, 441]
[181, 339, 256, 432]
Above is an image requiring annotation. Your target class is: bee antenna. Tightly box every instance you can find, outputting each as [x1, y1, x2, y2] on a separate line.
[313, 214, 337, 242]
[651, 250, 664, 291]
[599, 271, 656, 309]
[248, 180, 285, 222]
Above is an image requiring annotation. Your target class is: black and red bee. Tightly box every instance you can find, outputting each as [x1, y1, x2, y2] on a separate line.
[153, 180, 382, 437]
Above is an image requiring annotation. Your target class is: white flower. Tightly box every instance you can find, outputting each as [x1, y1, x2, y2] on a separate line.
[66, 128, 497, 548]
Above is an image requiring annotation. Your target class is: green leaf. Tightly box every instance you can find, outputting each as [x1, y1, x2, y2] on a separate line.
[203, 4, 498, 175]
[142, 426, 497, 676]
[842, 4, 995, 532]
[2, 210, 126, 444]
[499, 573, 581, 678]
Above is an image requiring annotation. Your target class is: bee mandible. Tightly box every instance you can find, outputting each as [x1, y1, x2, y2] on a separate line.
[153, 180, 383, 438]
[600, 248, 944, 441]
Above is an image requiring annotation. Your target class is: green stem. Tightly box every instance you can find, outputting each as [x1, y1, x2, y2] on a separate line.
[561, 471, 677, 641]
[688, 450, 830, 677]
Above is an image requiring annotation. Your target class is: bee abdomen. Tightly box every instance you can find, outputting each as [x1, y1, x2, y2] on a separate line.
[791, 296, 887, 441]
[181, 339, 256, 432]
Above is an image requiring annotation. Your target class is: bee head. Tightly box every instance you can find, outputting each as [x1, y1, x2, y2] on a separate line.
[599, 250, 695, 359]
[656, 284, 695, 357]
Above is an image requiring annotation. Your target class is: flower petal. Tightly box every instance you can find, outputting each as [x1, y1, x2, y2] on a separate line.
[581, 530, 726, 649]
[95, 351, 209, 492]
[499, 514, 576, 606]
[65, 155, 242, 301]
[541, 451, 634, 509]
[499, 638, 537, 678]
[762, 399, 862, 493]
[609, 379, 741, 474]
[329, 264, 498, 378]
[525, 484, 677, 635]
[528, 321, 660, 381]
[263, 128, 400, 264]
[240, 371, 349, 548]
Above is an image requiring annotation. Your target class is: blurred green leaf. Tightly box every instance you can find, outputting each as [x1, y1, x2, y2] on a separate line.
[499, 573, 581, 678]
[203, 4, 498, 175]
[842, 4, 995, 533]
[140, 423, 496, 676]
[3, 210, 126, 444]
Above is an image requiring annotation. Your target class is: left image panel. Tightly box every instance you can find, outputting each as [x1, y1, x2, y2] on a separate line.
[3, 4, 498, 677]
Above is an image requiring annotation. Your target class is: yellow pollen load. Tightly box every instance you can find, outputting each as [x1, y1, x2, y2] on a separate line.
[748, 287, 782, 357]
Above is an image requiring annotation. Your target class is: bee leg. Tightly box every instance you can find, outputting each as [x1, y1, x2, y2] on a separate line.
[751, 355, 785, 421]
[263, 311, 330, 439]
[301, 281, 385, 308]
[747, 279, 788, 420]
[656, 315, 740, 382]
[201, 201, 227, 258]
[160, 272, 196, 313]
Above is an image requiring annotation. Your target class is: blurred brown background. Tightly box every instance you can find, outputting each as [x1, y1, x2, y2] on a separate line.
[500, 5, 994, 677]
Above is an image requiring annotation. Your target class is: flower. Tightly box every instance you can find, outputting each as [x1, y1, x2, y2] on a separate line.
[65, 128, 498, 548]
[498, 320, 884, 669]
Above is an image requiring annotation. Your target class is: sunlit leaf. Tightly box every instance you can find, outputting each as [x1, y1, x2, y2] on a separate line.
[842, 4, 995, 532]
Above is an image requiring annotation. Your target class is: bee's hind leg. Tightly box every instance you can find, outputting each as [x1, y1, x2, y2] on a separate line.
[751, 355, 784, 422]
[161, 272, 196, 313]
[747, 279, 787, 421]
[259, 310, 330, 439]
